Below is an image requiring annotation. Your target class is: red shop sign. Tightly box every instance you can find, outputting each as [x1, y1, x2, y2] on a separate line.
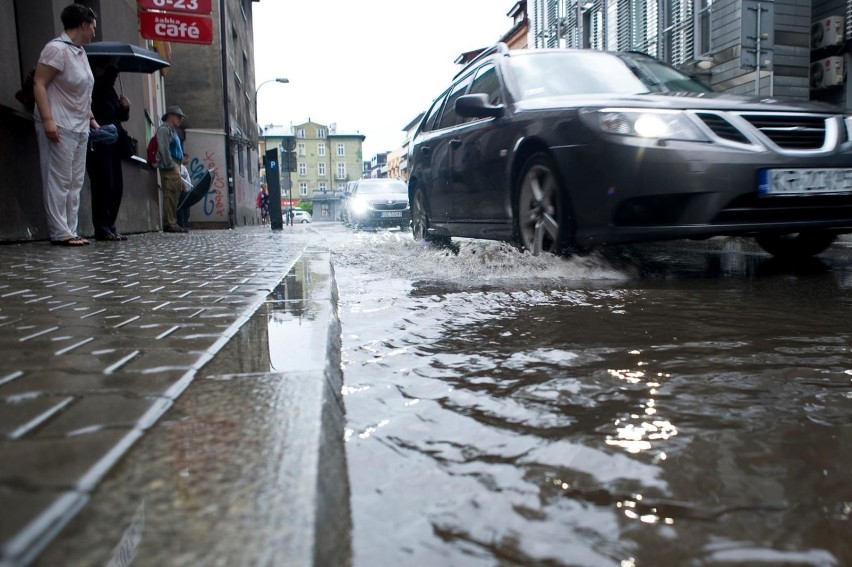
[137, 0, 212, 15]
[140, 11, 214, 45]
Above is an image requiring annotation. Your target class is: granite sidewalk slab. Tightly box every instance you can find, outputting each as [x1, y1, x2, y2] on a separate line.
[0, 228, 308, 566]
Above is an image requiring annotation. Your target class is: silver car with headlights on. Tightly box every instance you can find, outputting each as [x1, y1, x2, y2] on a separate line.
[347, 178, 411, 230]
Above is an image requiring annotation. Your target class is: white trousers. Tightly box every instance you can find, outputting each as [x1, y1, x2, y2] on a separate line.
[36, 125, 89, 241]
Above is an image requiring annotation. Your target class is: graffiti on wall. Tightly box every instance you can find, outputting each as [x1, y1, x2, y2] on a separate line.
[184, 130, 228, 222]
[185, 154, 225, 218]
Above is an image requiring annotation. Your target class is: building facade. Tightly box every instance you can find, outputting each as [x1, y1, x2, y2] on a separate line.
[526, 0, 852, 108]
[1, 0, 166, 242]
[264, 120, 365, 221]
[166, 0, 261, 229]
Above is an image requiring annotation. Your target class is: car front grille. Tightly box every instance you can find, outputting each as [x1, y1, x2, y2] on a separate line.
[742, 114, 827, 149]
[371, 201, 408, 211]
[695, 112, 835, 151]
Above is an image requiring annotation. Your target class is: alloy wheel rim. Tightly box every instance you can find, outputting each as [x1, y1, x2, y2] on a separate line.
[519, 164, 559, 255]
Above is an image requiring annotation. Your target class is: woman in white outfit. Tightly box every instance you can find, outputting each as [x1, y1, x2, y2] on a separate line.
[33, 4, 98, 246]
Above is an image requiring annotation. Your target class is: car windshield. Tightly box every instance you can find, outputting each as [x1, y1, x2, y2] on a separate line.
[356, 181, 407, 194]
[506, 51, 712, 100]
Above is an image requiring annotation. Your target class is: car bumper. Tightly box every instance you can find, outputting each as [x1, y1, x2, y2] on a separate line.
[552, 138, 852, 246]
[350, 210, 411, 226]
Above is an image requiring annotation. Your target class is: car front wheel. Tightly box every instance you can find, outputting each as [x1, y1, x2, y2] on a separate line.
[755, 231, 836, 259]
[514, 152, 572, 256]
[411, 188, 451, 247]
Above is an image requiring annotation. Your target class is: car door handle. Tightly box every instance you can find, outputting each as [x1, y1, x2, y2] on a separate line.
[449, 139, 461, 149]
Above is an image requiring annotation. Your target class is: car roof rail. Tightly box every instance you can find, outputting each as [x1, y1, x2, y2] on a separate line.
[453, 42, 510, 80]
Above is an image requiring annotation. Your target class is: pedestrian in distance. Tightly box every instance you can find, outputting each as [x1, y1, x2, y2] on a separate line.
[86, 62, 130, 241]
[155, 105, 187, 233]
[177, 154, 193, 230]
[33, 4, 98, 246]
[258, 183, 270, 225]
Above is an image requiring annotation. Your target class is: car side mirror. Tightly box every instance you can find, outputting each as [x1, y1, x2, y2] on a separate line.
[455, 94, 504, 118]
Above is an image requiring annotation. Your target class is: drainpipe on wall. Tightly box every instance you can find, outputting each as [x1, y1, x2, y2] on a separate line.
[219, 0, 236, 229]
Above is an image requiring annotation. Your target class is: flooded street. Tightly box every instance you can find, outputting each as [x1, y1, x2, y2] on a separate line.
[317, 225, 852, 567]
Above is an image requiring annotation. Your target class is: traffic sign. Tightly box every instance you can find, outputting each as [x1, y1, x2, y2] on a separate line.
[137, 0, 212, 15]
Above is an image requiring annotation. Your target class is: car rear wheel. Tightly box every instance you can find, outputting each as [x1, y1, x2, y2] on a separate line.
[515, 153, 572, 256]
[755, 231, 836, 259]
[412, 188, 451, 247]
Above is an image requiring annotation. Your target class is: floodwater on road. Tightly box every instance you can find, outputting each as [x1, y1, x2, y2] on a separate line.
[316, 225, 852, 567]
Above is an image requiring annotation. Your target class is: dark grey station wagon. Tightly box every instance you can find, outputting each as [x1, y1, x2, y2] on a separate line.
[407, 43, 852, 258]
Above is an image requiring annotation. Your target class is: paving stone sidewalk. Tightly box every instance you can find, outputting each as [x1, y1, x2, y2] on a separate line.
[0, 227, 309, 566]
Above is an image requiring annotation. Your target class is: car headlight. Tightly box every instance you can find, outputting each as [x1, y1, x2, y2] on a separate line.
[350, 198, 371, 215]
[844, 116, 852, 142]
[594, 109, 708, 142]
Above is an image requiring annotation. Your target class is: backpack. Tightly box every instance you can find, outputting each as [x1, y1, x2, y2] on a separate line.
[146, 134, 158, 167]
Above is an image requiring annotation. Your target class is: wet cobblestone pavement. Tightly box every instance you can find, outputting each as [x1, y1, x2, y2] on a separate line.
[0, 228, 308, 565]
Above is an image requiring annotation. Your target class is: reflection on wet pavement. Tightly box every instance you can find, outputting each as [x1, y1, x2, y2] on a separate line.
[329, 228, 852, 567]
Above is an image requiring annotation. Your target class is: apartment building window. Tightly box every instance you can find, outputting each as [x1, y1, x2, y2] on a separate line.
[317, 128, 326, 138]
[298, 143, 306, 156]
[318, 182, 327, 192]
[336, 162, 346, 179]
[661, 0, 695, 66]
[299, 182, 308, 196]
[246, 146, 253, 182]
[631, 0, 660, 58]
[337, 143, 345, 156]
[297, 128, 306, 138]
[299, 162, 306, 176]
[318, 143, 326, 156]
[696, 0, 713, 56]
[237, 144, 245, 177]
[318, 162, 326, 176]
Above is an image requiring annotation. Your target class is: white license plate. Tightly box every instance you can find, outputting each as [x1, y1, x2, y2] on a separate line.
[380, 211, 403, 218]
[758, 168, 852, 195]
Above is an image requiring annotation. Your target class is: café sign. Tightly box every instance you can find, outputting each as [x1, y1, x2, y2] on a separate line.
[139, 11, 214, 45]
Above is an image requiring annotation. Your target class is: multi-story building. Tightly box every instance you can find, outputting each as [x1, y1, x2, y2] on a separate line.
[166, 0, 262, 229]
[365, 152, 388, 178]
[526, 0, 852, 108]
[265, 120, 364, 221]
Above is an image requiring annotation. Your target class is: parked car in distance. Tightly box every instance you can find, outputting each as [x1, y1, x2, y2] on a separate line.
[285, 207, 312, 223]
[407, 43, 852, 258]
[347, 178, 410, 229]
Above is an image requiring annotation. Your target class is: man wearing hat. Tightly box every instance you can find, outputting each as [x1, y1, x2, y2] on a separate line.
[155, 105, 187, 232]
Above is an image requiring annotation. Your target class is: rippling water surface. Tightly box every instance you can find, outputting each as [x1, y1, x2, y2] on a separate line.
[322, 227, 852, 567]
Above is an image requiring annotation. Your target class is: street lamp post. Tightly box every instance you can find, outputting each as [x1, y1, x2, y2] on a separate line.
[256, 77, 289, 230]
[255, 77, 289, 126]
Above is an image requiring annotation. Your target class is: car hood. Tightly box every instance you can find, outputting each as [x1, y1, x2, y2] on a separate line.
[356, 192, 409, 203]
[515, 92, 847, 114]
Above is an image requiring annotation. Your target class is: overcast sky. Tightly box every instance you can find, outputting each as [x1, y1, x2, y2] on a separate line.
[252, 1, 515, 159]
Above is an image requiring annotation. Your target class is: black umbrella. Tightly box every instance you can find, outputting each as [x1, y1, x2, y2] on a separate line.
[84, 42, 170, 74]
[177, 169, 214, 212]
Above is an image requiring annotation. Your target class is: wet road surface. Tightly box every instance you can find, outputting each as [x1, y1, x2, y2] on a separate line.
[319, 225, 852, 567]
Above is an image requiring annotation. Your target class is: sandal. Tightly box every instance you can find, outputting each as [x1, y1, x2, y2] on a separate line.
[114, 233, 128, 241]
[51, 237, 88, 247]
[96, 233, 121, 241]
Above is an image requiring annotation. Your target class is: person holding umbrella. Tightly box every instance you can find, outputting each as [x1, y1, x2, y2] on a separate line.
[86, 61, 130, 241]
[155, 106, 188, 233]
